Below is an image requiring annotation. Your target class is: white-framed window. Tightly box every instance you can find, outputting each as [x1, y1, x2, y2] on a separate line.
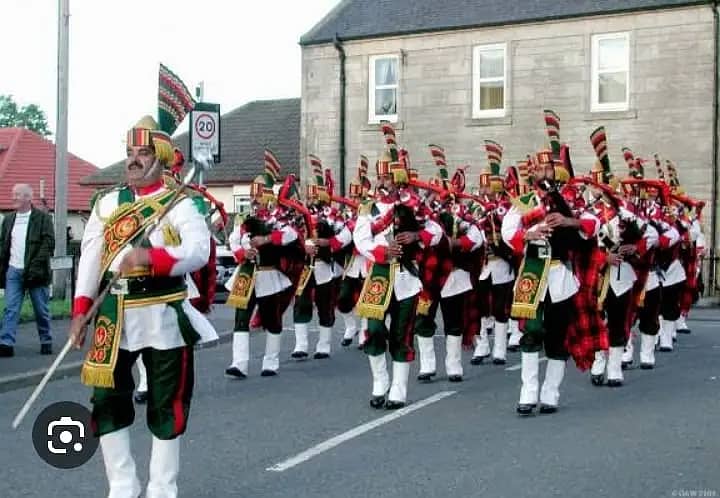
[368, 54, 399, 123]
[472, 43, 507, 119]
[234, 196, 251, 215]
[591, 32, 630, 112]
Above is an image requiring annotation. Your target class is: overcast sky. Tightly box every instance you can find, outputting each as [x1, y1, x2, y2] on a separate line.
[1, 0, 341, 168]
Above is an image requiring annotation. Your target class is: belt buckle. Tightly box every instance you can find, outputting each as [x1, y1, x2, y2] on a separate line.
[111, 278, 129, 295]
[537, 244, 550, 259]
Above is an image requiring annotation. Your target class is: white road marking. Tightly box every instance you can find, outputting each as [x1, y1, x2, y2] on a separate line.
[266, 390, 457, 472]
[505, 356, 547, 371]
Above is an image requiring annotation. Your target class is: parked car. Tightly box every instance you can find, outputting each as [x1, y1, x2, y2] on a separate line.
[215, 244, 237, 299]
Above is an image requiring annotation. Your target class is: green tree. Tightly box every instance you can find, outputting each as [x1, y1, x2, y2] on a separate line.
[0, 95, 51, 136]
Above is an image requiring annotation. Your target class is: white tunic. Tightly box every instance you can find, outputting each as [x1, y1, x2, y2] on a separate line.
[501, 205, 599, 303]
[442, 224, 485, 298]
[353, 201, 442, 301]
[75, 186, 218, 352]
[226, 223, 296, 298]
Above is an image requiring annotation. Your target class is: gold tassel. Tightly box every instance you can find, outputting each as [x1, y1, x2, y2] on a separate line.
[80, 364, 115, 388]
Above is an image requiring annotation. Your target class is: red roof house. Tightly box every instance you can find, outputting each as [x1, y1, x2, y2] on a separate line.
[0, 128, 100, 212]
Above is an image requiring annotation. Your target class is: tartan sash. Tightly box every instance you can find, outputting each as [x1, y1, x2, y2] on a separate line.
[81, 188, 184, 388]
[357, 262, 398, 320]
[226, 262, 256, 309]
[511, 255, 551, 320]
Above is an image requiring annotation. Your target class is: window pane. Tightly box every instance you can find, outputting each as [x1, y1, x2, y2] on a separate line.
[598, 71, 627, 104]
[478, 49, 504, 79]
[479, 81, 504, 110]
[375, 88, 397, 116]
[375, 58, 398, 86]
[598, 38, 627, 71]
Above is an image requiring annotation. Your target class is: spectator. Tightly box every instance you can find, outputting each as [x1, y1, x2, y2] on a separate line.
[0, 184, 55, 357]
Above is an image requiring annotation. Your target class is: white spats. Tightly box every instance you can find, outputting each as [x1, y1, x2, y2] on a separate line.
[607, 347, 624, 382]
[508, 319, 522, 348]
[492, 322, 508, 361]
[623, 334, 634, 364]
[519, 352, 540, 405]
[369, 354, 390, 397]
[659, 320, 675, 351]
[340, 312, 358, 340]
[292, 323, 309, 355]
[388, 361, 410, 404]
[315, 326, 332, 355]
[147, 436, 180, 498]
[473, 329, 491, 359]
[100, 428, 141, 498]
[229, 332, 249, 374]
[640, 333, 656, 366]
[444, 335, 463, 378]
[540, 359, 566, 407]
[136, 357, 148, 393]
[359, 318, 368, 347]
[262, 333, 282, 373]
[591, 350, 607, 376]
[416, 336, 436, 375]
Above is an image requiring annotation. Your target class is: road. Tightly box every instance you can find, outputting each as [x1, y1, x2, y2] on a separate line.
[0, 308, 718, 498]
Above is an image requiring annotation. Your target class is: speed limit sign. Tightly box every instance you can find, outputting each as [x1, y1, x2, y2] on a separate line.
[189, 102, 221, 163]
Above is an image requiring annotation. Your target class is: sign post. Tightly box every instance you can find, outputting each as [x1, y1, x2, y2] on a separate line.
[189, 102, 220, 185]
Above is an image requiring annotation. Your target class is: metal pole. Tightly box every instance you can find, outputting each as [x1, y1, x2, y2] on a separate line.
[53, 0, 70, 299]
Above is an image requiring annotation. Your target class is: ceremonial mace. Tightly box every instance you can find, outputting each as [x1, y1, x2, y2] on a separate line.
[11, 148, 214, 430]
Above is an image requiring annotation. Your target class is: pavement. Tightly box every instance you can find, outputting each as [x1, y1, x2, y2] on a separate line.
[0, 307, 718, 498]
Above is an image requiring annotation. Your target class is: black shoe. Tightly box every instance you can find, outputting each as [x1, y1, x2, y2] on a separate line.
[225, 366, 247, 379]
[640, 363, 655, 370]
[291, 351, 309, 359]
[539, 404, 558, 414]
[516, 404, 535, 416]
[591, 374, 605, 386]
[357, 344, 364, 351]
[448, 375, 463, 383]
[385, 400, 406, 410]
[417, 371, 435, 381]
[672, 337, 677, 343]
[313, 352, 330, 360]
[677, 328, 691, 335]
[40, 343, 53, 355]
[261, 370, 278, 377]
[0, 345, 14, 357]
[134, 391, 148, 404]
[507, 345, 520, 353]
[492, 358, 506, 365]
[341, 338, 353, 347]
[370, 395, 386, 409]
[659, 347, 673, 353]
[607, 379, 623, 388]
[621, 360, 633, 370]
[470, 356, 487, 365]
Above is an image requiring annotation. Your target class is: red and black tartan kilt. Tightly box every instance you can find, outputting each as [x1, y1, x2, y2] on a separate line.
[566, 247, 609, 371]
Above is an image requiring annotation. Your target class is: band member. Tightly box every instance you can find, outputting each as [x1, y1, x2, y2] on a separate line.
[291, 157, 352, 359]
[586, 129, 646, 387]
[476, 141, 515, 365]
[225, 150, 300, 378]
[354, 124, 441, 409]
[69, 116, 218, 497]
[503, 111, 604, 416]
[657, 160, 686, 352]
[337, 157, 372, 348]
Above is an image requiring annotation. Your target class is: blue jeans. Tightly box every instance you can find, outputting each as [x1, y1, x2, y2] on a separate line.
[1, 266, 52, 346]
